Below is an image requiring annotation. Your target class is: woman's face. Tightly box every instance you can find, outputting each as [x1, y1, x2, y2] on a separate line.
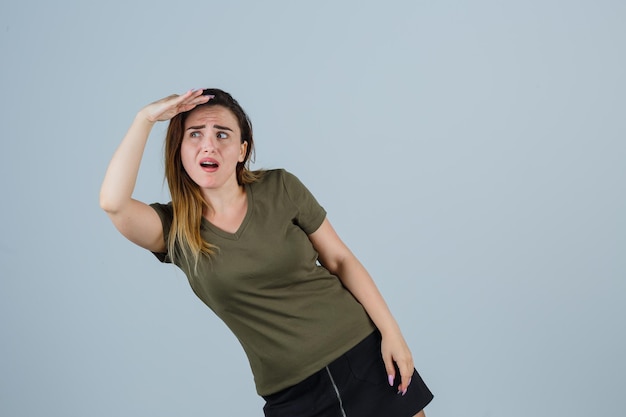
[181, 105, 248, 191]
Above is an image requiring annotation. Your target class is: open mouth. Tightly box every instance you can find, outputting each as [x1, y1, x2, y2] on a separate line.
[199, 158, 219, 171]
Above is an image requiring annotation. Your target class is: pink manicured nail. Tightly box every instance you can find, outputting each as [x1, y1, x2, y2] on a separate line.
[388, 375, 394, 386]
[402, 388, 408, 396]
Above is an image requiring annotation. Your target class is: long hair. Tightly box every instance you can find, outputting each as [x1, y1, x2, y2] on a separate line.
[163, 88, 262, 268]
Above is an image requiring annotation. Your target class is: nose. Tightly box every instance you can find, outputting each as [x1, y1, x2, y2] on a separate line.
[201, 136, 217, 152]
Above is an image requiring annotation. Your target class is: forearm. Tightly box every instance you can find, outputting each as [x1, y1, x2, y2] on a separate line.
[333, 256, 403, 337]
[99, 112, 155, 213]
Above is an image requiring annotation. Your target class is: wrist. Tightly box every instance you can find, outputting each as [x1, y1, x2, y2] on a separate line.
[136, 109, 158, 125]
[376, 321, 402, 339]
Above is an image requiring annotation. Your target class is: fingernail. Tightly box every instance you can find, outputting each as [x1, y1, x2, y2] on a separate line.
[402, 388, 408, 396]
[388, 375, 394, 386]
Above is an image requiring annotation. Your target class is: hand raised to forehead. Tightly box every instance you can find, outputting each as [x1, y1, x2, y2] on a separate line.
[141, 89, 212, 123]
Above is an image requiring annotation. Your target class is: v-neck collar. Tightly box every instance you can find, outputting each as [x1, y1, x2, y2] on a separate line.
[201, 185, 253, 240]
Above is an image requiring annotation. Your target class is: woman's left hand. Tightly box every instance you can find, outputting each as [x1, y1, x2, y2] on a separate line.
[381, 331, 414, 395]
[307, 219, 417, 395]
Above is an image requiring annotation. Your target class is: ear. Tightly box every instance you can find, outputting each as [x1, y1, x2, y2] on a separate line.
[239, 141, 249, 162]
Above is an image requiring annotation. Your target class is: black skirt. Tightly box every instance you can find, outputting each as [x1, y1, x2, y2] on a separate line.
[262, 331, 434, 417]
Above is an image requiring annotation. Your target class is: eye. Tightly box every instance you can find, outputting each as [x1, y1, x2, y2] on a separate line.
[216, 131, 229, 140]
[189, 131, 201, 138]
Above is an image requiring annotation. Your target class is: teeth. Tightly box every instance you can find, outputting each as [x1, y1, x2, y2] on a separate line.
[201, 161, 217, 167]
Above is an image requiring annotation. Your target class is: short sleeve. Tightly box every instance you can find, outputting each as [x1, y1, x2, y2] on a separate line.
[281, 170, 327, 234]
[149, 202, 173, 263]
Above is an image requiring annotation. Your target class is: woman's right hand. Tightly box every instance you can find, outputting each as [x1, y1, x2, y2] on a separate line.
[140, 89, 212, 123]
[100, 89, 211, 252]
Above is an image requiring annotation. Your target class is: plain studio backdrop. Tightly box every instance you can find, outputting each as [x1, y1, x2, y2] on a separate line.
[1, 1, 624, 416]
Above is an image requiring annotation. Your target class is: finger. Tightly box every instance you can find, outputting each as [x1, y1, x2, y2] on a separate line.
[177, 95, 212, 115]
[179, 90, 212, 108]
[185, 88, 208, 100]
[171, 89, 199, 106]
[161, 89, 199, 106]
[399, 372, 412, 396]
[149, 92, 190, 113]
[397, 361, 414, 396]
[382, 353, 396, 387]
[148, 90, 209, 121]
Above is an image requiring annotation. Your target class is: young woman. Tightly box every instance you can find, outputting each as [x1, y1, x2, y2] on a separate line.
[100, 88, 433, 417]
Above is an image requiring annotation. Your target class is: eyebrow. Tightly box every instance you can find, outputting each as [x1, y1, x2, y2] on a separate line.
[185, 124, 234, 132]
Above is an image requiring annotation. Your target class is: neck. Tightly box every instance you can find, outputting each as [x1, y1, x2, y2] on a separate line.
[201, 180, 245, 217]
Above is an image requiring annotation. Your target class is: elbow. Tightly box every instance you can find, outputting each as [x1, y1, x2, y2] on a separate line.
[320, 255, 348, 277]
[99, 191, 121, 215]
[99, 198, 115, 215]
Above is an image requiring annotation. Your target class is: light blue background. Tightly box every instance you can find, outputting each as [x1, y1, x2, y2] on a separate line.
[1, 1, 624, 416]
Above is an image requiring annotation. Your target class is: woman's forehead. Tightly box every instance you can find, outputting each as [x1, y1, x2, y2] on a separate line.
[185, 105, 238, 128]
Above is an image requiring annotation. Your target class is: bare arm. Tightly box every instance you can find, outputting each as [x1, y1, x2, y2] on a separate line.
[99, 89, 210, 252]
[308, 218, 415, 395]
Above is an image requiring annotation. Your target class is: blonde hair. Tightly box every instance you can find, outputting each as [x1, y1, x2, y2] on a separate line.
[163, 88, 262, 269]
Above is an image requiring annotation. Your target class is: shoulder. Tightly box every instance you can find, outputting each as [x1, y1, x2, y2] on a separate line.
[250, 169, 314, 202]
[149, 201, 173, 216]
[149, 202, 174, 229]
[254, 168, 290, 181]
[251, 168, 300, 190]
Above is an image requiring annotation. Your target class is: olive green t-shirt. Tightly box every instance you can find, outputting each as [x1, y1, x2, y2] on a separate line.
[150, 169, 375, 395]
